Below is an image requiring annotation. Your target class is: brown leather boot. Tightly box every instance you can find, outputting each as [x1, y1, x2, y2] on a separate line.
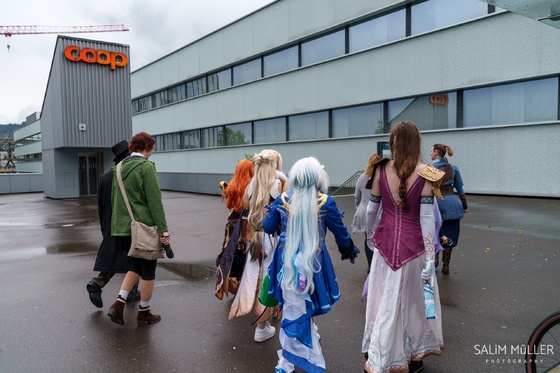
[108, 296, 126, 325]
[442, 247, 453, 275]
[137, 306, 161, 326]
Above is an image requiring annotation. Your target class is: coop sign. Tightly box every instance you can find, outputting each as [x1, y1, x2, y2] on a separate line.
[64, 45, 128, 70]
[430, 94, 449, 106]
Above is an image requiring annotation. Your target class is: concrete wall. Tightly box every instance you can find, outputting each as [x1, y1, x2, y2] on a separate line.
[0, 174, 43, 194]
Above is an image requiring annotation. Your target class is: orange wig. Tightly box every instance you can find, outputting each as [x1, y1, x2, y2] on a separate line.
[225, 159, 254, 212]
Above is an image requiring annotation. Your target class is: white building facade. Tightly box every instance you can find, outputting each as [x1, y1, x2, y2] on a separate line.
[131, 0, 560, 198]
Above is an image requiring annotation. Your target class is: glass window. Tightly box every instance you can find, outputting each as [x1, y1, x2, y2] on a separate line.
[254, 118, 286, 144]
[178, 84, 187, 101]
[201, 127, 220, 148]
[181, 130, 200, 149]
[263, 46, 299, 77]
[208, 69, 232, 92]
[154, 135, 163, 152]
[388, 93, 457, 130]
[301, 30, 345, 66]
[162, 133, 180, 151]
[223, 122, 252, 145]
[412, 0, 489, 36]
[349, 9, 406, 53]
[187, 77, 207, 98]
[233, 59, 262, 85]
[332, 104, 383, 137]
[288, 112, 329, 141]
[167, 87, 178, 103]
[463, 78, 558, 127]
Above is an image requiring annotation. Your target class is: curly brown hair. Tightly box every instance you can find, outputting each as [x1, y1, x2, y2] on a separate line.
[129, 132, 155, 153]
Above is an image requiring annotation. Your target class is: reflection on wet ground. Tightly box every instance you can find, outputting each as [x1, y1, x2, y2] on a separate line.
[46, 242, 99, 254]
[158, 262, 216, 281]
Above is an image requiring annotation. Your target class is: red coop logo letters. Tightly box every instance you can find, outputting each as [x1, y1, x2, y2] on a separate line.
[64, 45, 128, 70]
[430, 94, 449, 106]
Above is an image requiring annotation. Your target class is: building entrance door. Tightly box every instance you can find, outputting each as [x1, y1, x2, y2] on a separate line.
[78, 153, 100, 196]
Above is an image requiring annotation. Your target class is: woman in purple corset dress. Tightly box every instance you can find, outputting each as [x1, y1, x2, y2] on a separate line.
[362, 121, 444, 373]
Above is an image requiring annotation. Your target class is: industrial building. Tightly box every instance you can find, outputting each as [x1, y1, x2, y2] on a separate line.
[10, 36, 132, 198]
[7, 0, 560, 198]
[130, 0, 560, 198]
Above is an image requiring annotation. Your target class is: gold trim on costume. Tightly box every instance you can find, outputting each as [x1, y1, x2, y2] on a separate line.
[280, 191, 329, 211]
[418, 164, 445, 200]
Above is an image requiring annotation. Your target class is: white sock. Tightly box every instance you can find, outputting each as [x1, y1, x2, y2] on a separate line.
[140, 300, 150, 308]
[118, 290, 129, 300]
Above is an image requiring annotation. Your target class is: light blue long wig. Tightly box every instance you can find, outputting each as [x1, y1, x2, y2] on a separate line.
[283, 157, 329, 295]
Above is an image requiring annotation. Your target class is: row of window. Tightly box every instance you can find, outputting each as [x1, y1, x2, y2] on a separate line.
[153, 77, 558, 152]
[133, 0, 501, 114]
[15, 153, 42, 163]
[14, 133, 41, 147]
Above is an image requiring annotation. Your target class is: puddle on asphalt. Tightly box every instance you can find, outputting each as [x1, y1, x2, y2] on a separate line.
[158, 262, 215, 281]
[0, 248, 45, 260]
[46, 243, 98, 253]
[0, 243, 99, 260]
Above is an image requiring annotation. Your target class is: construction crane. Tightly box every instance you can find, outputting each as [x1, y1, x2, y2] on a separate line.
[1, 25, 129, 51]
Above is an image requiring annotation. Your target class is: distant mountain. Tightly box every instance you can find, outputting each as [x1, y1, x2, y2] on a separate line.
[0, 124, 23, 139]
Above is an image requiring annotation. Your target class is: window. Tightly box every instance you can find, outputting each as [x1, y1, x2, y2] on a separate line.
[332, 104, 383, 137]
[208, 69, 232, 92]
[288, 112, 329, 141]
[163, 133, 180, 151]
[412, 0, 489, 36]
[154, 135, 164, 152]
[254, 118, 286, 144]
[201, 127, 220, 148]
[349, 9, 406, 53]
[223, 122, 252, 145]
[463, 78, 558, 127]
[301, 30, 345, 66]
[233, 59, 262, 85]
[264, 46, 299, 77]
[187, 77, 207, 98]
[177, 84, 187, 101]
[389, 93, 457, 130]
[181, 130, 200, 149]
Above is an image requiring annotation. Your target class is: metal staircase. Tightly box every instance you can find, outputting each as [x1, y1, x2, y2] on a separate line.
[329, 170, 363, 196]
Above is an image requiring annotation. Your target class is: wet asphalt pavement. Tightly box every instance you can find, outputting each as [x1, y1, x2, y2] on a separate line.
[0, 191, 558, 373]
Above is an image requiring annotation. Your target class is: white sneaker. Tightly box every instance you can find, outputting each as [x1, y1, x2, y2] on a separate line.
[254, 321, 276, 342]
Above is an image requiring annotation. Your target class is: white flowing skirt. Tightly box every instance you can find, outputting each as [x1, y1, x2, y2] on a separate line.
[229, 232, 276, 319]
[362, 250, 443, 373]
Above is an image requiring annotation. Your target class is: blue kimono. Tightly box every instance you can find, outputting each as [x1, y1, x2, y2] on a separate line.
[262, 190, 354, 373]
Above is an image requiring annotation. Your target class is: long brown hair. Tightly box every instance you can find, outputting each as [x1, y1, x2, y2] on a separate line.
[225, 159, 254, 213]
[390, 121, 421, 212]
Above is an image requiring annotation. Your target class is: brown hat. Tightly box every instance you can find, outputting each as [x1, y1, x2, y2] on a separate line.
[111, 140, 129, 162]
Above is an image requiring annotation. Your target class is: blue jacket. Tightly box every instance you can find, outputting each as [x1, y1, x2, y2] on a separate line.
[433, 158, 464, 220]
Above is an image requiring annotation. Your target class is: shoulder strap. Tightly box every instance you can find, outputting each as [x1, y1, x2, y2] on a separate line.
[442, 163, 453, 183]
[365, 156, 390, 190]
[418, 164, 445, 200]
[116, 161, 136, 222]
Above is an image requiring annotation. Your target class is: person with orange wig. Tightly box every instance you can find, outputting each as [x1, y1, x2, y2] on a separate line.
[215, 159, 255, 300]
[222, 159, 254, 214]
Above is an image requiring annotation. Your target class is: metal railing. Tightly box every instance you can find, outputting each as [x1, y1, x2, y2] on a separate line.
[329, 170, 363, 196]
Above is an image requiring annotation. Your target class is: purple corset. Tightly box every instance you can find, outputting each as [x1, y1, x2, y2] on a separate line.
[373, 164, 426, 271]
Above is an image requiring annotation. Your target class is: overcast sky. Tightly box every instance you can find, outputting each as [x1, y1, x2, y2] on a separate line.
[0, 0, 275, 124]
